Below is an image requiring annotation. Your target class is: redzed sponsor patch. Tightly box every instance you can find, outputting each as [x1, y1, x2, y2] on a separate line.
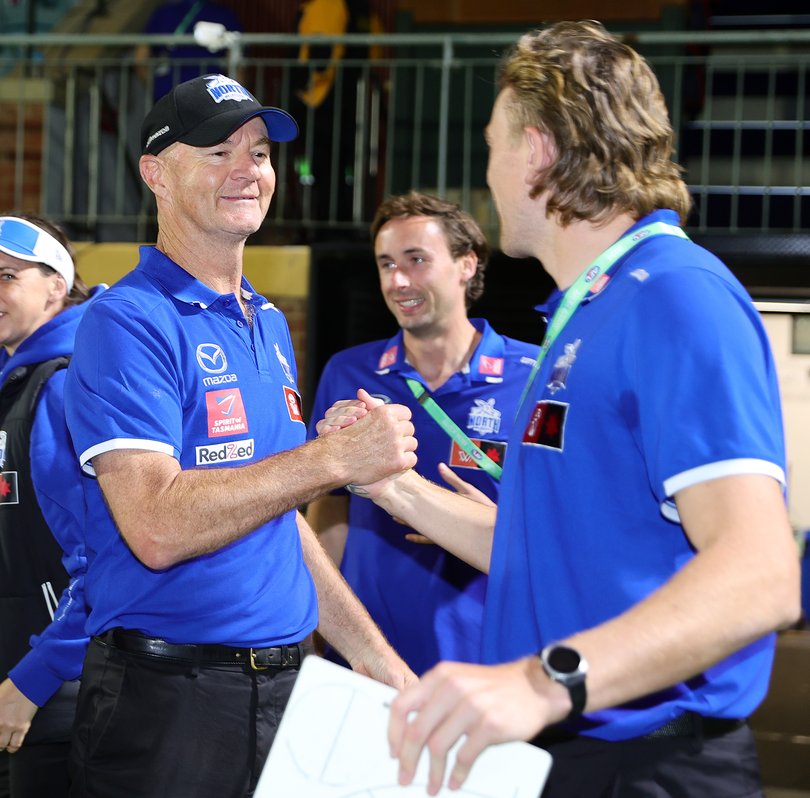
[284, 386, 304, 423]
[478, 356, 504, 376]
[449, 439, 507, 470]
[522, 401, 567, 450]
[205, 388, 249, 437]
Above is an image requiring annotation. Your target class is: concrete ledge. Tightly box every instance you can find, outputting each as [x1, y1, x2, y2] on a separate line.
[73, 243, 310, 298]
[0, 78, 53, 103]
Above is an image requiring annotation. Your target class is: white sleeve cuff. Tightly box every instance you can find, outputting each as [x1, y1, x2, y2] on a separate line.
[661, 458, 786, 523]
[79, 438, 176, 476]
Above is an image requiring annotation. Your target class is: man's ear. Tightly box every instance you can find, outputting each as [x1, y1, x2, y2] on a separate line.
[459, 251, 478, 283]
[140, 154, 169, 198]
[524, 126, 557, 180]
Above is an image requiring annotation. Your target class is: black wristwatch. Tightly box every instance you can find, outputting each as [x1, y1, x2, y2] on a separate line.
[540, 644, 588, 720]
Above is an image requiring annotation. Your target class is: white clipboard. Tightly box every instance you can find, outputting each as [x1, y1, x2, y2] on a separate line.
[256, 655, 552, 798]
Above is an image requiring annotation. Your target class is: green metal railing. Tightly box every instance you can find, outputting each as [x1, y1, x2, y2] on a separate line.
[1, 29, 809, 242]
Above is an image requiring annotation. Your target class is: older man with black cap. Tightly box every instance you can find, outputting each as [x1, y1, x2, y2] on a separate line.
[63, 74, 417, 798]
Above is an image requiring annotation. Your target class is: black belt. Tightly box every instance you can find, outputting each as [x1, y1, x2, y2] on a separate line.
[97, 628, 303, 670]
[536, 712, 747, 748]
[643, 712, 746, 739]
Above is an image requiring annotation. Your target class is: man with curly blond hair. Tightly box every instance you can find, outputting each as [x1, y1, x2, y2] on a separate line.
[321, 21, 799, 797]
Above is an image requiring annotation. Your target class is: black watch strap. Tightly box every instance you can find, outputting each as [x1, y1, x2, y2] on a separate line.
[566, 678, 587, 719]
[540, 644, 588, 720]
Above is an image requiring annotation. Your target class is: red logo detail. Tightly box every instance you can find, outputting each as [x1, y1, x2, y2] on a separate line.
[522, 401, 567, 450]
[0, 472, 18, 503]
[479, 356, 504, 376]
[284, 386, 304, 423]
[378, 345, 398, 369]
[482, 444, 502, 464]
[205, 389, 248, 437]
[589, 274, 610, 295]
[449, 439, 506, 469]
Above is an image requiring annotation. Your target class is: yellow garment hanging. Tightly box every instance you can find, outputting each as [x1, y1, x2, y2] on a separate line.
[297, 0, 349, 109]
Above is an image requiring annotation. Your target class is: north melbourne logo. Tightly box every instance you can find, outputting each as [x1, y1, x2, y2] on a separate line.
[274, 342, 295, 385]
[205, 75, 253, 104]
[467, 398, 501, 435]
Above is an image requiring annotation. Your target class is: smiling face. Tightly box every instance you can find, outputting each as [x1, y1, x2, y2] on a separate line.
[0, 252, 65, 356]
[374, 215, 476, 338]
[156, 117, 276, 242]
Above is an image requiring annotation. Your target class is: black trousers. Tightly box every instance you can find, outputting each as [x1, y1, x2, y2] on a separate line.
[538, 724, 764, 798]
[69, 637, 300, 798]
[0, 679, 78, 798]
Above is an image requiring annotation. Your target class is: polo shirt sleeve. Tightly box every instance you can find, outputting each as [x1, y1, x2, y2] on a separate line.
[621, 267, 786, 520]
[65, 295, 183, 474]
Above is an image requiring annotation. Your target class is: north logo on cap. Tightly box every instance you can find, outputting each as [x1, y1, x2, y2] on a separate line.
[205, 75, 253, 105]
[141, 73, 298, 155]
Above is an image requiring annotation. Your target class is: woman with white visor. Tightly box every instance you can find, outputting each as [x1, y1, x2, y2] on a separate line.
[0, 215, 103, 798]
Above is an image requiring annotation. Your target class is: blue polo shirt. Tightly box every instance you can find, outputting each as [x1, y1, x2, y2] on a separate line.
[483, 210, 786, 740]
[308, 320, 539, 674]
[65, 246, 317, 647]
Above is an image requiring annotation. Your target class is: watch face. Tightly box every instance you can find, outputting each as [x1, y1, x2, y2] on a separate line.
[547, 646, 581, 675]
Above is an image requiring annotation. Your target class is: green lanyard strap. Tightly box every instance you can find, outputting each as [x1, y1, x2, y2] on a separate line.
[517, 221, 689, 413]
[405, 378, 503, 481]
[403, 222, 687, 483]
[175, 0, 207, 35]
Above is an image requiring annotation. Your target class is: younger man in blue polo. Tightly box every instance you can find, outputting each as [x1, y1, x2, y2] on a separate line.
[329, 24, 800, 798]
[307, 192, 538, 674]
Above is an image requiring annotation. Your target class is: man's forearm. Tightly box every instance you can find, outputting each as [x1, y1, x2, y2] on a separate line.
[567, 475, 800, 716]
[296, 513, 414, 688]
[96, 403, 416, 570]
[304, 494, 350, 565]
[368, 471, 496, 573]
[387, 476, 802, 797]
[98, 439, 355, 570]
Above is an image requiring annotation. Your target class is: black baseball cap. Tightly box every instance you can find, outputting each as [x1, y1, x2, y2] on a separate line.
[141, 74, 298, 156]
